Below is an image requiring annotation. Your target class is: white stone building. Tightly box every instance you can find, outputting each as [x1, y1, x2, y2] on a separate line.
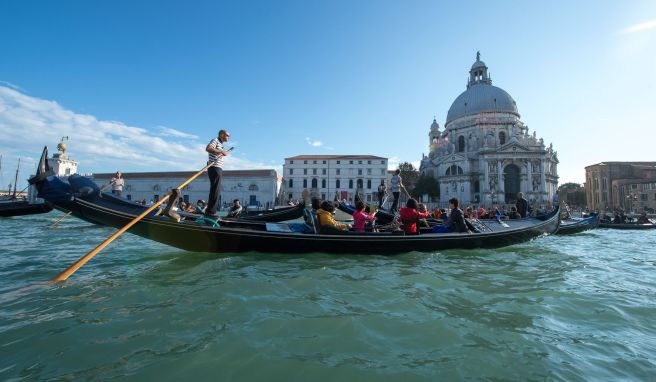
[420, 53, 559, 207]
[281, 155, 388, 204]
[92, 169, 279, 210]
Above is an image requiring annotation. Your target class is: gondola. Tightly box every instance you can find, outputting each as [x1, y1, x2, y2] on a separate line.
[598, 221, 656, 230]
[223, 201, 305, 222]
[30, 157, 561, 254]
[0, 198, 53, 217]
[556, 214, 599, 235]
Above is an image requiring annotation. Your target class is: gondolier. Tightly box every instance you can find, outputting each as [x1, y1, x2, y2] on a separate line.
[205, 129, 231, 217]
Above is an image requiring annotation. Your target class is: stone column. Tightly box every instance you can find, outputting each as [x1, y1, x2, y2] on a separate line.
[497, 159, 504, 195]
[540, 161, 547, 203]
[526, 159, 532, 193]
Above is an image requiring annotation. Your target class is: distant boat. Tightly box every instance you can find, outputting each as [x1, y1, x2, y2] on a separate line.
[598, 221, 656, 230]
[556, 214, 599, 235]
[0, 156, 53, 217]
[0, 197, 53, 217]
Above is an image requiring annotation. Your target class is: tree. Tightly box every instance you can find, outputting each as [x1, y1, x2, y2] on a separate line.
[412, 174, 439, 201]
[558, 182, 581, 192]
[398, 162, 419, 192]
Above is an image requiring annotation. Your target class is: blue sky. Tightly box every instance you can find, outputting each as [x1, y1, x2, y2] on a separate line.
[1, 0, 655, 191]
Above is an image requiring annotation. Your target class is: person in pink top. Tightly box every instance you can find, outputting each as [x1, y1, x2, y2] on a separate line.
[352, 200, 377, 232]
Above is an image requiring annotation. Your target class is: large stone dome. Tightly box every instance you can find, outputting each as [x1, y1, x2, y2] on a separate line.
[446, 83, 519, 125]
[445, 53, 519, 126]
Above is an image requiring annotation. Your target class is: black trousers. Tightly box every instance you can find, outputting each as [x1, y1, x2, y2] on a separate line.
[206, 166, 222, 215]
[377, 192, 385, 208]
[391, 191, 400, 212]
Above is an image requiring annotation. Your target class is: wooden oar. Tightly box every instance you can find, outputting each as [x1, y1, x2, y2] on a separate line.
[51, 163, 211, 282]
[48, 183, 114, 228]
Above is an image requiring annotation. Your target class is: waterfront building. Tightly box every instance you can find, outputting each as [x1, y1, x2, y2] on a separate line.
[419, 53, 559, 207]
[92, 170, 279, 210]
[281, 155, 388, 204]
[584, 162, 656, 212]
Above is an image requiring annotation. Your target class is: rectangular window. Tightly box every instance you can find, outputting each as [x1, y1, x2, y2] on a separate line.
[336, 169, 340, 175]
[290, 160, 294, 164]
[303, 169, 307, 175]
[381, 169, 385, 175]
[304, 160, 307, 164]
[313, 169, 317, 175]
[602, 177, 607, 191]
[349, 160, 353, 164]
[313, 160, 317, 164]
[381, 160, 384, 164]
[322, 160, 326, 164]
[358, 169, 362, 175]
[358, 160, 362, 164]
[368, 160, 371, 164]
[367, 180, 372, 189]
[336, 179, 341, 188]
[336, 160, 340, 164]
[641, 193, 648, 201]
[303, 179, 307, 188]
[289, 169, 293, 175]
[367, 169, 372, 175]
[322, 169, 326, 175]
[349, 179, 353, 188]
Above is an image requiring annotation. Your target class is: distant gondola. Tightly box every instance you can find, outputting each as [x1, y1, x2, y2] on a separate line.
[556, 214, 599, 235]
[0, 198, 52, 217]
[598, 221, 656, 230]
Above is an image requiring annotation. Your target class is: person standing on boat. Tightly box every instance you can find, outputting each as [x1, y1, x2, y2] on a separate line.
[110, 171, 124, 196]
[515, 192, 529, 218]
[390, 169, 402, 212]
[377, 180, 387, 209]
[204, 129, 231, 218]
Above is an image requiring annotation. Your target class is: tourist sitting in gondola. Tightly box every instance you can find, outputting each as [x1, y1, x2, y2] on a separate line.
[433, 197, 471, 234]
[613, 212, 622, 224]
[316, 201, 351, 233]
[398, 198, 429, 234]
[352, 200, 377, 232]
[637, 212, 651, 224]
[226, 199, 243, 218]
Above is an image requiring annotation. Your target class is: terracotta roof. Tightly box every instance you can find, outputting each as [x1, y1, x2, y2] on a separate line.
[286, 155, 386, 160]
[585, 161, 656, 169]
[93, 169, 276, 180]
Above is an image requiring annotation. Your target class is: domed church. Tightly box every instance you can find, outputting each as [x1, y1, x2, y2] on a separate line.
[419, 52, 559, 206]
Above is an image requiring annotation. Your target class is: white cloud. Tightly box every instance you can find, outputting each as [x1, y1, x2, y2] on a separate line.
[623, 19, 656, 33]
[158, 125, 198, 139]
[305, 137, 323, 147]
[0, 86, 276, 182]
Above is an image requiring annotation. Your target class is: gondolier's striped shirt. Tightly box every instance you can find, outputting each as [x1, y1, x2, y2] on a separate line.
[207, 138, 225, 168]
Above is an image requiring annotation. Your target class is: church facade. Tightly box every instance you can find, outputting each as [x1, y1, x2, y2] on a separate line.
[420, 53, 559, 207]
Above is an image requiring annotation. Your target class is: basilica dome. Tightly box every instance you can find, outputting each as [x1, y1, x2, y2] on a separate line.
[446, 53, 519, 126]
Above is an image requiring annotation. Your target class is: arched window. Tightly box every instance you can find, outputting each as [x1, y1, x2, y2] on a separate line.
[499, 131, 506, 145]
[458, 136, 465, 152]
[311, 178, 318, 188]
[445, 165, 464, 176]
[248, 184, 259, 191]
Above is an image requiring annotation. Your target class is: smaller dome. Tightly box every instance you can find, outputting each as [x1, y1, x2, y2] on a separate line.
[430, 118, 439, 130]
[471, 60, 486, 70]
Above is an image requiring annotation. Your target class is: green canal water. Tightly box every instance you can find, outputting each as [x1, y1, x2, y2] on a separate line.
[1, 211, 655, 381]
